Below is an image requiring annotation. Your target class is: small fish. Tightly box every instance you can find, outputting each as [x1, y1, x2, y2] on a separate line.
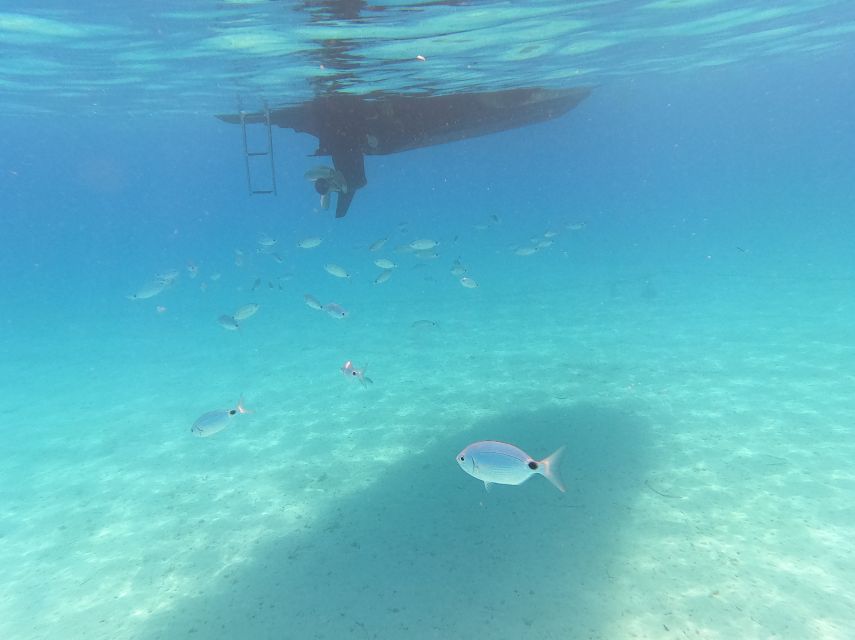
[567, 222, 586, 231]
[323, 302, 348, 319]
[127, 280, 167, 300]
[155, 269, 180, 285]
[514, 246, 539, 256]
[411, 319, 438, 329]
[210, 273, 221, 281]
[459, 276, 478, 289]
[257, 234, 277, 247]
[373, 258, 396, 269]
[156, 305, 167, 314]
[373, 269, 393, 285]
[450, 258, 467, 277]
[341, 360, 373, 387]
[409, 238, 439, 251]
[272, 252, 284, 263]
[324, 263, 350, 279]
[304, 293, 323, 310]
[234, 250, 244, 267]
[543, 230, 559, 238]
[456, 441, 565, 492]
[535, 239, 554, 249]
[191, 397, 252, 438]
[217, 315, 240, 331]
[234, 303, 260, 321]
[187, 261, 199, 279]
[297, 237, 322, 249]
[368, 237, 388, 252]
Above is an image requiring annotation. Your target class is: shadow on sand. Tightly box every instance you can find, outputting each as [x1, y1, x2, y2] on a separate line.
[139, 402, 653, 639]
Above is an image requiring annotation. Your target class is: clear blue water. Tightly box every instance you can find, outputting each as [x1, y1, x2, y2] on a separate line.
[2, 3, 855, 639]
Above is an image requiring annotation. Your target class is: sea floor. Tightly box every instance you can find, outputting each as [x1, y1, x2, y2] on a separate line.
[2, 235, 854, 639]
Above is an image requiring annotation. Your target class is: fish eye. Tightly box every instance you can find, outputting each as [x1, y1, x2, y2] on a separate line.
[459, 455, 465, 461]
[528, 461, 538, 470]
[352, 371, 358, 376]
[229, 409, 236, 416]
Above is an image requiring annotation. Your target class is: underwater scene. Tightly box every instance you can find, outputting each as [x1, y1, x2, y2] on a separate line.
[2, 1, 855, 638]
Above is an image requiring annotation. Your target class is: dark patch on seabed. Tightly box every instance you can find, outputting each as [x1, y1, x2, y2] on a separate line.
[139, 403, 653, 640]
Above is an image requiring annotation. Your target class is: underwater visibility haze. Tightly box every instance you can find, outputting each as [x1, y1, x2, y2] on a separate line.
[2, 1, 855, 638]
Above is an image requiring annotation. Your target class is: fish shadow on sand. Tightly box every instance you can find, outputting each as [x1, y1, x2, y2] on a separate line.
[139, 402, 652, 640]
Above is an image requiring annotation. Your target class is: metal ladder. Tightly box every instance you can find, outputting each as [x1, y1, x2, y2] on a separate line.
[240, 106, 277, 195]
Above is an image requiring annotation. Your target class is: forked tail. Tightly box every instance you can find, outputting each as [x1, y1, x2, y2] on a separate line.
[539, 446, 566, 493]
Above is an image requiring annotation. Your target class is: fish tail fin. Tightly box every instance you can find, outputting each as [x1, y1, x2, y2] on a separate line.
[539, 446, 566, 493]
[236, 396, 253, 415]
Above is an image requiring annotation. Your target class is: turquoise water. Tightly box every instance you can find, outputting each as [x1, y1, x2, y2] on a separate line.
[2, 2, 855, 639]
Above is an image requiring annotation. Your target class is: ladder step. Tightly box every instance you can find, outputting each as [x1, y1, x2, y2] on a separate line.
[240, 104, 277, 196]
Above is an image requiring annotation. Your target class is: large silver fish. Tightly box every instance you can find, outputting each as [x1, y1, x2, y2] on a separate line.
[127, 280, 167, 300]
[217, 315, 240, 331]
[304, 293, 323, 311]
[324, 263, 351, 279]
[456, 441, 565, 492]
[234, 303, 260, 321]
[323, 302, 349, 319]
[191, 397, 251, 437]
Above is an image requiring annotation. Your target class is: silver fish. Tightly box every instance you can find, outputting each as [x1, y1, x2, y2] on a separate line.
[127, 280, 167, 300]
[323, 302, 348, 319]
[304, 293, 323, 310]
[373, 258, 396, 269]
[456, 441, 565, 492]
[368, 237, 388, 252]
[191, 397, 251, 437]
[374, 269, 393, 285]
[341, 360, 373, 387]
[411, 319, 438, 329]
[297, 237, 322, 249]
[459, 276, 478, 289]
[324, 263, 350, 279]
[514, 246, 539, 256]
[217, 315, 240, 331]
[450, 258, 467, 277]
[234, 303, 260, 321]
[409, 239, 439, 251]
[155, 269, 180, 285]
